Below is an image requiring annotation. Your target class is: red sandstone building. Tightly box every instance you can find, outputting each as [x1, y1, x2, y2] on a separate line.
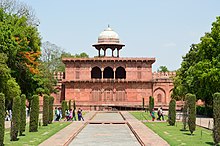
[53, 27, 175, 110]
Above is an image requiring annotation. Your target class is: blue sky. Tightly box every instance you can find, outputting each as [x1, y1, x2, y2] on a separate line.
[21, 0, 220, 71]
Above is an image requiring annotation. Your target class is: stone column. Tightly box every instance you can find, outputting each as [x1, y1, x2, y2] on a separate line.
[117, 49, 119, 57]
[98, 49, 100, 57]
[112, 49, 114, 57]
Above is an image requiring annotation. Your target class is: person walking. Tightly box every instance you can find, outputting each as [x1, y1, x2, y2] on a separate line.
[77, 108, 84, 121]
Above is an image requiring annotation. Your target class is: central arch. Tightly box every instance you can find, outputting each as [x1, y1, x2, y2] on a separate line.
[103, 67, 114, 78]
[115, 66, 126, 79]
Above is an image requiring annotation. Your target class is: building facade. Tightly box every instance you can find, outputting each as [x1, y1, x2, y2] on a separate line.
[53, 27, 175, 110]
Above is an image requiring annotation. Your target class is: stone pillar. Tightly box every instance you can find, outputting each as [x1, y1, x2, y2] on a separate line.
[117, 49, 119, 57]
[98, 49, 100, 57]
[112, 49, 114, 57]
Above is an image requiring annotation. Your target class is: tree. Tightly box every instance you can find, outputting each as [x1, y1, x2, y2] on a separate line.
[43, 95, 49, 126]
[157, 66, 169, 72]
[10, 96, 21, 141]
[213, 92, 220, 145]
[168, 99, 176, 126]
[0, 7, 41, 101]
[19, 94, 26, 136]
[0, 93, 5, 146]
[0, 0, 39, 26]
[186, 93, 196, 135]
[29, 95, 39, 132]
[149, 96, 154, 113]
[48, 96, 54, 124]
[173, 17, 220, 109]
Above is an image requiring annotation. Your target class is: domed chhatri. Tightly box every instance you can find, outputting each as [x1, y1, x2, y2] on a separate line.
[98, 27, 120, 44]
[93, 26, 125, 58]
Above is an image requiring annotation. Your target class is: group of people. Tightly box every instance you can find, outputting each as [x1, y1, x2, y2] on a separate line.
[150, 107, 164, 121]
[54, 107, 84, 121]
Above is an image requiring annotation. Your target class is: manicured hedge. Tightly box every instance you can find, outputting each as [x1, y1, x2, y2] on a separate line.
[0, 93, 5, 145]
[213, 92, 220, 145]
[20, 94, 26, 136]
[48, 96, 54, 124]
[29, 95, 39, 132]
[186, 93, 196, 135]
[149, 96, 154, 113]
[168, 99, 176, 126]
[69, 100, 72, 110]
[10, 96, 21, 141]
[61, 100, 67, 118]
[43, 95, 49, 126]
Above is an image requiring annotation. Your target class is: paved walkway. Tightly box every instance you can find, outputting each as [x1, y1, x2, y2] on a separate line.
[40, 111, 169, 146]
[39, 111, 96, 146]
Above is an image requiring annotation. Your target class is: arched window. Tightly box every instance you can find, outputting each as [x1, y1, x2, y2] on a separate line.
[91, 66, 102, 79]
[103, 67, 114, 78]
[115, 66, 126, 79]
[157, 94, 162, 103]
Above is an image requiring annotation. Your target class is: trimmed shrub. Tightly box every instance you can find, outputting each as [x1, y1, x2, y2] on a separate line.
[142, 98, 145, 110]
[29, 95, 39, 132]
[69, 100, 72, 110]
[19, 94, 26, 136]
[213, 92, 220, 145]
[43, 95, 49, 126]
[149, 96, 154, 113]
[61, 100, 67, 118]
[48, 96, 54, 124]
[186, 93, 196, 135]
[10, 96, 21, 141]
[73, 100, 76, 111]
[196, 105, 205, 115]
[168, 99, 176, 126]
[182, 101, 188, 130]
[0, 93, 5, 145]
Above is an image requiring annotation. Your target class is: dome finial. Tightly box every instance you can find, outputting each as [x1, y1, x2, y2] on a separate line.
[108, 24, 110, 28]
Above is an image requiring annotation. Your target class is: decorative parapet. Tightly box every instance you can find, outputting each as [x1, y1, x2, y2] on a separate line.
[54, 72, 64, 81]
[153, 72, 176, 79]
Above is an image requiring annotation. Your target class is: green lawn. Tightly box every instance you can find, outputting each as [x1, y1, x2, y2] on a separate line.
[4, 122, 71, 146]
[130, 112, 216, 146]
[131, 111, 168, 121]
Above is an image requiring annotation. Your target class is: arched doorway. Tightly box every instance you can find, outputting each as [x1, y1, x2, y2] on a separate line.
[115, 66, 126, 79]
[91, 88, 102, 101]
[116, 88, 126, 101]
[91, 66, 102, 79]
[103, 67, 114, 78]
[103, 88, 113, 102]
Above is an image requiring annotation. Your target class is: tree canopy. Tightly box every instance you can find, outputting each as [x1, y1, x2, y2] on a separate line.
[172, 16, 220, 107]
[157, 66, 169, 72]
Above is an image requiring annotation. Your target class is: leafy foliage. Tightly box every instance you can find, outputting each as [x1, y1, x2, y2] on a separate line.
[213, 92, 220, 145]
[29, 95, 39, 132]
[48, 96, 54, 124]
[149, 96, 154, 113]
[186, 93, 196, 135]
[0, 7, 41, 100]
[157, 66, 169, 72]
[172, 17, 220, 108]
[10, 96, 21, 141]
[19, 94, 26, 136]
[43, 95, 49, 126]
[0, 93, 5, 145]
[168, 99, 176, 126]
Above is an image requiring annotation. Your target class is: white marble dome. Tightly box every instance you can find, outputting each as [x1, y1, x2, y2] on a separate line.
[98, 26, 120, 43]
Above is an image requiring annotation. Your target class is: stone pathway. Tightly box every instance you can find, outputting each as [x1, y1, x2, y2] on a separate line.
[40, 111, 169, 146]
